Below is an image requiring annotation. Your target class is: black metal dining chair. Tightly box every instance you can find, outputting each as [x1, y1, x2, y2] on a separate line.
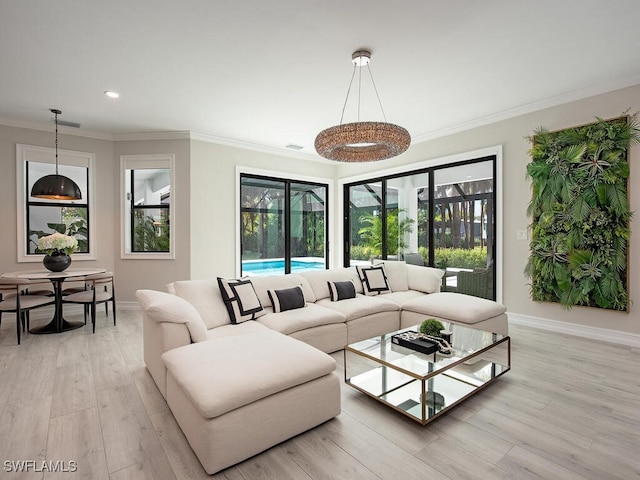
[0, 279, 56, 344]
[62, 273, 116, 333]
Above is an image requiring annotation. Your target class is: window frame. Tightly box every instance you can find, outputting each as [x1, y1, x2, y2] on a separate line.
[16, 143, 96, 262]
[236, 166, 331, 277]
[120, 154, 175, 259]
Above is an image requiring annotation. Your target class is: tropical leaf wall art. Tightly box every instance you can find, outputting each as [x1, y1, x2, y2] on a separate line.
[525, 115, 639, 310]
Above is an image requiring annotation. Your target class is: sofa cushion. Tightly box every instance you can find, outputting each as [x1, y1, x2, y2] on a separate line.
[206, 320, 269, 341]
[162, 329, 337, 419]
[356, 265, 392, 296]
[268, 286, 306, 313]
[381, 290, 426, 306]
[406, 264, 445, 294]
[172, 279, 231, 329]
[374, 260, 409, 292]
[217, 278, 266, 324]
[328, 280, 356, 302]
[257, 303, 345, 336]
[249, 274, 316, 306]
[402, 292, 506, 324]
[136, 289, 208, 343]
[317, 294, 399, 321]
[300, 268, 363, 300]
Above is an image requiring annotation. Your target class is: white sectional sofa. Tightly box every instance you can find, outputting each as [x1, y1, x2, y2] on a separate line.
[136, 261, 508, 474]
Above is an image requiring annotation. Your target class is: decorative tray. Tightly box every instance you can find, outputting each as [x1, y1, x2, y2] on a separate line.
[391, 331, 438, 355]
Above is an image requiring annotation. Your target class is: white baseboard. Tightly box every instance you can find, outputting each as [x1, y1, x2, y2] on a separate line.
[508, 312, 640, 348]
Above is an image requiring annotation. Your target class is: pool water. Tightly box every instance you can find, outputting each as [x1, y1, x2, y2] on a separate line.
[242, 259, 325, 276]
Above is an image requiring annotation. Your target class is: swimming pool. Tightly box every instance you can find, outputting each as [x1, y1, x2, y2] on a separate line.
[242, 259, 325, 276]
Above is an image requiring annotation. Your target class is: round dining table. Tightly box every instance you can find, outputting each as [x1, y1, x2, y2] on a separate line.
[1, 267, 106, 334]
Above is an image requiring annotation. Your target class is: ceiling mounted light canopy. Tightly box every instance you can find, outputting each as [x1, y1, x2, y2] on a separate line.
[315, 49, 410, 162]
[30, 109, 82, 200]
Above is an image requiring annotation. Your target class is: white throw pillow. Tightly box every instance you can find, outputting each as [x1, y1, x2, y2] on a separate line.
[356, 265, 392, 296]
[217, 278, 266, 324]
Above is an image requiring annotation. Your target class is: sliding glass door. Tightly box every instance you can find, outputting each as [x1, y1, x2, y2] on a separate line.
[344, 156, 496, 299]
[240, 175, 328, 276]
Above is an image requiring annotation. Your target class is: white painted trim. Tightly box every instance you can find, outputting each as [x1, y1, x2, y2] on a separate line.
[411, 73, 640, 143]
[120, 154, 176, 260]
[508, 312, 640, 348]
[235, 166, 335, 277]
[16, 144, 97, 262]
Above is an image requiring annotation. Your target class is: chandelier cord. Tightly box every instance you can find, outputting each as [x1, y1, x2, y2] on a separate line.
[367, 64, 388, 122]
[54, 110, 59, 175]
[339, 64, 357, 125]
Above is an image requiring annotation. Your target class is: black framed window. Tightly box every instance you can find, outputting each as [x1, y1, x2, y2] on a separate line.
[240, 174, 328, 276]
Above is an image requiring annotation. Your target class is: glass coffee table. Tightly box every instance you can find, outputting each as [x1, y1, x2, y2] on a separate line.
[344, 323, 510, 425]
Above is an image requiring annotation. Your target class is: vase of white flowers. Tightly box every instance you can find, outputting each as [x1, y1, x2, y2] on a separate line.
[37, 232, 78, 272]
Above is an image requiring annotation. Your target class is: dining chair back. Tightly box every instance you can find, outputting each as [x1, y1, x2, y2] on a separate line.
[62, 272, 116, 333]
[0, 278, 55, 344]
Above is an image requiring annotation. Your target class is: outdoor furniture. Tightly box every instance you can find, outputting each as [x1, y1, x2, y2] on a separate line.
[63, 272, 116, 333]
[0, 279, 55, 344]
[456, 267, 493, 300]
[403, 252, 424, 266]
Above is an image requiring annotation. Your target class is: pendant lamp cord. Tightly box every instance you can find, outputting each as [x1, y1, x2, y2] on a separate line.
[54, 110, 59, 175]
[338, 62, 388, 125]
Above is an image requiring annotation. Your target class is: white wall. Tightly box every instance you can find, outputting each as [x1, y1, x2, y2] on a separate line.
[335, 84, 640, 336]
[114, 140, 191, 300]
[188, 141, 337, 280]
[0, 125, 115, 275]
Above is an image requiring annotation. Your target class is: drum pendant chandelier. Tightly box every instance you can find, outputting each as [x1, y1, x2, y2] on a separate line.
[315, 49, 410, 162]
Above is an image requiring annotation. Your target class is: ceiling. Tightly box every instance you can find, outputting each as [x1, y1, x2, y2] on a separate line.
[2, 0, 640, 161]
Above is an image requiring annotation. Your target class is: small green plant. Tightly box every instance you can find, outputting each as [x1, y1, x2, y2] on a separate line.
[419, 319, 444, 337]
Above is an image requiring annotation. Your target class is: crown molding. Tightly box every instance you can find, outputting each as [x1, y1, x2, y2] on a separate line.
[412, 74, 640, 144]
[188, 131, 334, 164]
[113, 131, 192, 141]
[0, 116, 114, 141]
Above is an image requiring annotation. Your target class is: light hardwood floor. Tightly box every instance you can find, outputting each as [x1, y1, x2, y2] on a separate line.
[0, 306, 638, 480]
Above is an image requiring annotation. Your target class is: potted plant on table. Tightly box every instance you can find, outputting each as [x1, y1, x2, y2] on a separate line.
[37, 232, 78, 272]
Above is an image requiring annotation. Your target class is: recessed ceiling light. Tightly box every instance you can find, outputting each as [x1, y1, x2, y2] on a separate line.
[104, 91, 120, 98]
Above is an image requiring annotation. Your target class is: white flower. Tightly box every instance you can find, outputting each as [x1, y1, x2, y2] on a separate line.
[37, 232, 78, 255]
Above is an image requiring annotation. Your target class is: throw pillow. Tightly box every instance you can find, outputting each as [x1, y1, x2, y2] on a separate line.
[217, 277, 266, 324]
[356, 265, 392, 296]
[327, 280, 356, 302]
[267, 285, 306, 313]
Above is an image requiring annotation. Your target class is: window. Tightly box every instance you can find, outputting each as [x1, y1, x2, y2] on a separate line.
[240, 174, 328, 276]
[121, 154, 175, 259]
[17, 144, 95, 262]
[344, 156, 497, 300]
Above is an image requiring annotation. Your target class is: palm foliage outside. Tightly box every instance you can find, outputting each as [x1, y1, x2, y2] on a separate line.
[357, 209, 414, 258]
[524, 114, 639, 310]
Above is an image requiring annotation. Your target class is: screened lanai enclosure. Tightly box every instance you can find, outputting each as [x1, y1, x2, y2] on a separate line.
[345, 157, 496, 300]
[240, 175, 328, 276]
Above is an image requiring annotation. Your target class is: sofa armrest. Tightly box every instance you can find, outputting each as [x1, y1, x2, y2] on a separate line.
[136, 289, 208, 342]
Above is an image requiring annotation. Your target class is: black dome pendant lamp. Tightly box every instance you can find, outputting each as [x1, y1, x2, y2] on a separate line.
[30, 109, 82, 200]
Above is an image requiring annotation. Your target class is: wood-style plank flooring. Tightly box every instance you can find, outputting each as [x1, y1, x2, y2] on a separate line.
[0, 306, 638, 479]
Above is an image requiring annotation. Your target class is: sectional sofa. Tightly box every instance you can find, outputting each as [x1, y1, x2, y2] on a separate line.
[136, 261, 508, 474]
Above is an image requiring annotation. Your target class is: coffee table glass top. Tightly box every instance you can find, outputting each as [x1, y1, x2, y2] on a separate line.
[344, 323, 510, 425]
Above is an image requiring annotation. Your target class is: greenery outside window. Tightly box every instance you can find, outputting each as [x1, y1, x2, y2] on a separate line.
[121, 154, 175, 259]
[17, 144, 95, 262]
